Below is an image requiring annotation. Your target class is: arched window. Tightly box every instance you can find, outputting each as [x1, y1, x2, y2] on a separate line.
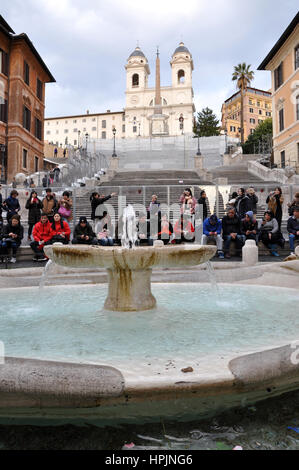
[132, 74, 139, 87]
[178, 70, 185, 84]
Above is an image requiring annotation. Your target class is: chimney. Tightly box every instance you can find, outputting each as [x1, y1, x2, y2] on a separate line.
[86, 110, 89, 114]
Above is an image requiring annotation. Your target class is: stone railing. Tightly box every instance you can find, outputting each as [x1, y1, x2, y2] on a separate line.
[223, 153, 261, 166]
[248, 160, 299, 184]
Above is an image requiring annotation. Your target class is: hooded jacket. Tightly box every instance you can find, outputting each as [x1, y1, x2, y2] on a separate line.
[32, 220, 54, 243]
[222, 215, 241, 236]
[203, 217, 222, 236]
[4, 222, 24, 244]
[287, 216, 299, 235]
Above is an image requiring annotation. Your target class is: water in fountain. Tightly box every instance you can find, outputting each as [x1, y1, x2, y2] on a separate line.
[39, 259, 53, 290]
[205, 260, 220, 297]
[121, 204, 138, 249]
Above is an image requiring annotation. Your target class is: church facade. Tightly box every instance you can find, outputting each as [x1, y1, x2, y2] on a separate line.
[44, 43, 196, 146]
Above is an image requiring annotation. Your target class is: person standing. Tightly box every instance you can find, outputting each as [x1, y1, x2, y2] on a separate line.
[0, 184, 3, 222]
[246, 187, 258, 214]
[3, 190, 21, 222]
[58, 191, 73, 224]
[42, 188, 57, 223]
[25, 191, 43, 241]
[235, 188, 249, 220]
[197, 190, 208, 221]
[90, 192, 116, 231]
[266, 187, 284, 230]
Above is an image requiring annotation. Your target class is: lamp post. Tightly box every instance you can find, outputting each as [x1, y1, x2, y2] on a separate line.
[85, 132, 89, 150]
[78, 130, 81, 148]
[112, 127, 117, 158]
[179, 114, 184, 135]
[196, 123, 201, 156]
[224, 122, 228, 154]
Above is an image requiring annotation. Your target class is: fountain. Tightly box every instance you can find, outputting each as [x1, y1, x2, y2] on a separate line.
[0, 205, 299, 425]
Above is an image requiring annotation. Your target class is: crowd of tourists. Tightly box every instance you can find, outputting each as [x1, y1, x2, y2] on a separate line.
[0, 184, 298, 263]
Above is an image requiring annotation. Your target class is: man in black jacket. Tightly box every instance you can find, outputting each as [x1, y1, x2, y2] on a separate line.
[287, 207, 299, 255]
[222, 208, 245, 258]
[72, 216, 97, 245]
[1, 215, 24, 263]
[235, 188, 249, 220]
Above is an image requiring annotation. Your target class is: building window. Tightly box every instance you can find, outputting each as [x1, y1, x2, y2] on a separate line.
[265, 103, 268, 109]
[132, 73, 139, 87]
[230, 126, 236, 132]
[250, 129, 255, 135]
[0, 49, 9, 76]
[92, 127, 96, 131]
[281, 150, 285, 168]
[274, 62, 283, 90]
[83, 119, 86, 123]
[101, 131, 106, 139]
[73, 119, 77, 123]
[249, 108, 254, 113]
[279, 108, 284, 132]
[23, 106, 31, 132]
[122, 124, 125, 133]
[102, 120, 106, 128]
[249, 99, 253, 105]
[65, 120, 68, 124]
[257, 101, 260, 107]
[133, 126, 137, 133]
[73, 128, 77, 132]
[266, 111, 271, 117]
[92, 118, 96, 122]
[36, 79, 43, 100]
[46, 131, 51, 135]
[74, 140, 77, 146]
[259, 110, 262, 115]
[178, 69, 185, 84]
[24, 61, 30, 85]
[122, 114, 125, 121]
[0, 99, 8, 123]
[35, 118, 42, 140]
[56, 121, 59, 125]
[56, 130, 59, 134]
[34, 156, 39, 172]
[296, 94, 299, 121]
[295, 44, 299, 70]
[22, 149, 28, 168]
[64, 129, 68, 134]
[249, 118, 255, 124]
[258, 119, 263, 124]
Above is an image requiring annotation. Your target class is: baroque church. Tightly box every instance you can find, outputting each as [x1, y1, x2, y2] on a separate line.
[124, 42, 195, 137]
[44, 43, 195, 145]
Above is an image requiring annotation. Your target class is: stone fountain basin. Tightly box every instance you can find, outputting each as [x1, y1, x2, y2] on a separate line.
[44, 244, 217, 270]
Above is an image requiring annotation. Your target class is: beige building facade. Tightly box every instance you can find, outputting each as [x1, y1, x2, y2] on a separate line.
[44, 42, 195, 146]
[258, 12, 299, 171]
[221, 87, 272, 142]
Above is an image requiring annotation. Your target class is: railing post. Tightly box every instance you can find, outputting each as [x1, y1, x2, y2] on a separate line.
[216, 184, 219, 218]
[72, 187, 77, 234]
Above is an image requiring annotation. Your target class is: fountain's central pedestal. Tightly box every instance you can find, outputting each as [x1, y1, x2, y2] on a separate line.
[106, 268, 155, 311]
[44, 244, 216, 312]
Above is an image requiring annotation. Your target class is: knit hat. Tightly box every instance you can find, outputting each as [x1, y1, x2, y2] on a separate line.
[245, 211, 254, 220]
[79, 216, 87, 224]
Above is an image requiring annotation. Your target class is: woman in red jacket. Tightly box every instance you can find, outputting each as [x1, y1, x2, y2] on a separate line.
[51, 212, 71, 244]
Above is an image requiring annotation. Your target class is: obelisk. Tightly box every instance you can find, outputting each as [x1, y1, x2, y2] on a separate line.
[148, 47, 169, 136]
[154, 47, 162, 114]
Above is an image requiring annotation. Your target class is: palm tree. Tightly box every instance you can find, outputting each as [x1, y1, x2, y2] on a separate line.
[232, 63, 255, 145]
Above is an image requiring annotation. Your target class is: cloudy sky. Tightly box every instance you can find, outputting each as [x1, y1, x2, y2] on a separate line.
[1, 0, 298, 120]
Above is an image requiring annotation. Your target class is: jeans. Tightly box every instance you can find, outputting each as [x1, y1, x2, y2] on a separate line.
[223, 234, 245, 253]
[30, 240, 53, 256]
[201, 234, 223, 251]
[289, 233, 299, 252]
[1, 239, 21, 256]
[98, 237, 113, 246]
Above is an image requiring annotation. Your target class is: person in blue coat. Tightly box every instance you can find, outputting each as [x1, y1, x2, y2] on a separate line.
[2, 190, 21, 222]
[201, 214, 224, 258]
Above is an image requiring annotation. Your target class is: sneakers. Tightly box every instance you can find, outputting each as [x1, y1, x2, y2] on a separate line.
[218, 251, 224, 259]
[270, 250, 279, 257]
[32, 255, 40, 261]
[38, 256, 48, 262]
[224, 252, 231, 259]
[10, 257, 16, 263]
